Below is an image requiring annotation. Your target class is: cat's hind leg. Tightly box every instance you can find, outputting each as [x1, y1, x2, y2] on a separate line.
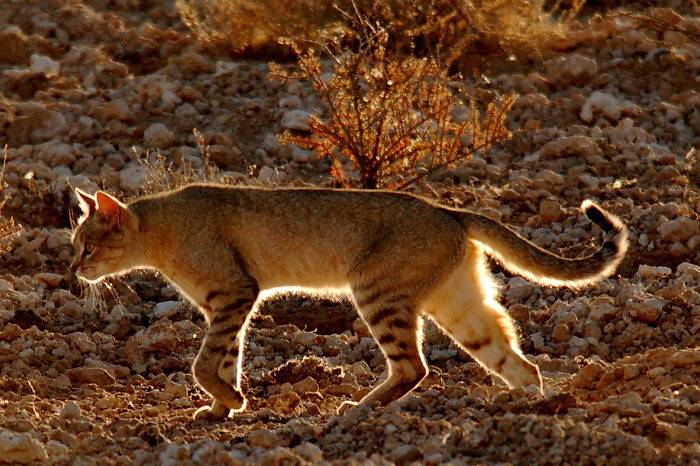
[426, 246, 543, 392]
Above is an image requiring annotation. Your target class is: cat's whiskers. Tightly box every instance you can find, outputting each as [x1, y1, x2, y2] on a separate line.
[101, 280, 121, 307]
[85, 281, 107, 313]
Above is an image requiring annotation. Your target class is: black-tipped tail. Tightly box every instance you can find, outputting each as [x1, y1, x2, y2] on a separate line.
[444, 199, 629, 288]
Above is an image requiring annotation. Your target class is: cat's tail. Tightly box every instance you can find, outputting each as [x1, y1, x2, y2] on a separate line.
[442, 200, 628, 288]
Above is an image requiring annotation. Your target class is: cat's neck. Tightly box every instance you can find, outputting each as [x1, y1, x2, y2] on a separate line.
[128, 201, 171, 271]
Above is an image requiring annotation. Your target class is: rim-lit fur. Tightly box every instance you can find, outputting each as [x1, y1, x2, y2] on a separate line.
[70, 184, 628, 418]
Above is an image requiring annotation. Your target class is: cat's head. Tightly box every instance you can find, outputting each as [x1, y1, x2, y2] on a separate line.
[70, 188, 140, 283]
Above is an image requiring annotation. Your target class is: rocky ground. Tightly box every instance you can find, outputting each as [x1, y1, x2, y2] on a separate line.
[1, 0, 699, 464]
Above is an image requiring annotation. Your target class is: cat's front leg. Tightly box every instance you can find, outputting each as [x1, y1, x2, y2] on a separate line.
[192, 279, 259, 420]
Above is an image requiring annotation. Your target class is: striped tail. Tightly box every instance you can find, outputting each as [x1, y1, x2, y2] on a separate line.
[442, 200, 628, 288]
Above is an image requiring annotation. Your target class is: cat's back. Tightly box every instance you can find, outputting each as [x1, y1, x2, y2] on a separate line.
[136, 183, 459, 241]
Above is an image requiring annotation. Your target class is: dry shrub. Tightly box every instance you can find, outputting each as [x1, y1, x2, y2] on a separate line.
[178, 0, 584, 64]
[0, 146, 21, 252]
[272, 32, 515, 189]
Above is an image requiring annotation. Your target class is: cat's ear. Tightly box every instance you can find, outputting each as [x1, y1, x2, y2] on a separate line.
[75, 188, 96, 220]
[95, 191, 126, 225]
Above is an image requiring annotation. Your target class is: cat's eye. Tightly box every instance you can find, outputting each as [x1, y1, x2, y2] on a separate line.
[84, 244, 96, 256]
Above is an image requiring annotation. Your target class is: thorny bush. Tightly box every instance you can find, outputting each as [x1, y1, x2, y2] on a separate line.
[271, 33, 515, 189]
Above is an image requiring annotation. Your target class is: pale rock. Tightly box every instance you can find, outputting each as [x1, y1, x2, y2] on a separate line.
[153, 301, 184, 319]
[159, 442, 191, 466]
[628, 298, 666, 323]
[214, 61, 239, 77]
[677, 262, 700, 278]
[140, 319, 179, 351]
[60, 401, 82, 420]
[83, 358, 130, 379]
[258, 447, 303, 465]
[540, 135, 601, 159]
[281, 110, 311, 131]
[160, 90, 181, 110]
[247, 429, 279, 448]
[350, 361, 372, 379]
[656, 422, 700, 443]
[292, 376, 320, 394]
[0, 430, 48, 464]
[45, 440, 69, 457]
[506, 277, 534, 302]
[430, 348, 458, 362]
[164, 380, 188, 398]
[636, 265, 672, 279]
[603, 392, 651, 416]
[390, 444, 422, 463]
[638, 234, 650, 247]
[66, 367, 116, 386]
[258, 166, 275, 183]
[580, 91, 638, 123]
[670, 350, 700, 368]
[174, 102, 198, 118]
[589, 296, 618, 321]
[0, 279, 14, 291]
[144, 123, 176, 148]
[657, 217, 700, 243]
[539, 199, 564, 223]
[98, 99, 130, 121]
[191, 441, 241, 465]
[119, 163, 145, 193]
[30, 54, 60, 77]
[293, 442, 323, 462]
[35, 272, 63, 288]
[11, 101, 67, 142]
[544, 54, 598, 86]
[37, 142, 76, 166]
[267, 391, 301, 414]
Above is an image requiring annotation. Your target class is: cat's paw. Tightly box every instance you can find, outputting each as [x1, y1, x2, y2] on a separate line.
[193, 403, 230, 421]
[336, 400, 358, 415]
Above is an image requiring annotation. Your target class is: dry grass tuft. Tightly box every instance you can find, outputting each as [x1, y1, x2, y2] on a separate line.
[0, 145, 21, 252]
[272, 32, 515, 189]
[137, 129, 227, 196]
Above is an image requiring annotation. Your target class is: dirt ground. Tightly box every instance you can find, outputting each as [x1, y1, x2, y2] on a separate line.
[1, 0, 699, 464]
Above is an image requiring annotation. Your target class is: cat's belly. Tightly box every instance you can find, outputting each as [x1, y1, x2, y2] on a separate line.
[254, 250, 350, 290]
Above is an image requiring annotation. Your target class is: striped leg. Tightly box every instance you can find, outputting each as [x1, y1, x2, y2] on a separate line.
[341, 287, 427, 414]
[192, 281, 258, 420]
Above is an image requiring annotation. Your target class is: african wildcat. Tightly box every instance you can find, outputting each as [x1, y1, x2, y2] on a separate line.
[70, 184, 627, 420]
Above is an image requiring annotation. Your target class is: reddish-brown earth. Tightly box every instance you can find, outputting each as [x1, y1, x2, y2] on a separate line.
[0, 1, 699, 464]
